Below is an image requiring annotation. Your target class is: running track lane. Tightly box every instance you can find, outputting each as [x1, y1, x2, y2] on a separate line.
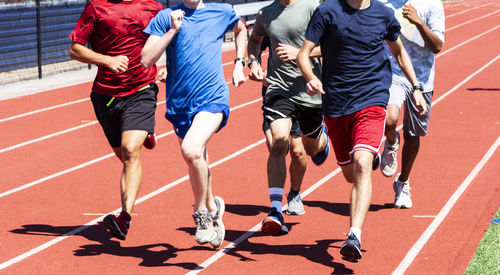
[1, 1, 499, 273]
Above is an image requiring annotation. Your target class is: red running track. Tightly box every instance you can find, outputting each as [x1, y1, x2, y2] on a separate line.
[0, 0, 499, 273]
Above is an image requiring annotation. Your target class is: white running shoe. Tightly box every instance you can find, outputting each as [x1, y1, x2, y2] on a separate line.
[210, 196, 225, 250]
[393, 173, 412, 209]
[381, 131, 400, 177]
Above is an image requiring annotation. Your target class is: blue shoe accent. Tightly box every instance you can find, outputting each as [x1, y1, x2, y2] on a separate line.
[340, 234, 362, 262]
[311, 126, 329, 166]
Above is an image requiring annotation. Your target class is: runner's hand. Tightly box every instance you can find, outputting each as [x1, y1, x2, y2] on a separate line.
[276, 43, 299, 62]
[306, 78, 324, 96]
[249, 62, 264, 82]
[170, 9, 185, 31]
[402, 3, 423, 25]
[106, 55, 129, 73]
[157, 67, 167, 82]
[232, 62, 246, 87]
[413, 90, 428, 115]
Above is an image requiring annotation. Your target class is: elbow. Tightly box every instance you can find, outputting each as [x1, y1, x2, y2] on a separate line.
[141, 55, 153, 68]
[432, 45, 442, 54]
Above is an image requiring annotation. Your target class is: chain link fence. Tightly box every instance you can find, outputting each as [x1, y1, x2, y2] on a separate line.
[0, 0, 256, 80]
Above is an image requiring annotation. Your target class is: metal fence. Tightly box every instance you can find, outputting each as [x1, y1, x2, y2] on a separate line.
[0, 0, 256, 78]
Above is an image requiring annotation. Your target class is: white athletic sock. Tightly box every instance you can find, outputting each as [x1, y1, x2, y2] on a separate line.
[269, 187, 283, 213]
[210, 211, 217, 218]
[349, 227, 362, 242]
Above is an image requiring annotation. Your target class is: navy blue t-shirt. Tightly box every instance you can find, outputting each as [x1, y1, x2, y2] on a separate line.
[305, 0, 400, 117]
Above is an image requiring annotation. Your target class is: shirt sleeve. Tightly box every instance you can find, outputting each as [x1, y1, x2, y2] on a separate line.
[305, 7, 326, 44]
[384, 12, 401, 42]
[427, 0, 445, 43]
[225, 4, 241, 33]
[143, 9, 171, 37]
[68, 2, 97, 44]
[252, 10, 268, 37]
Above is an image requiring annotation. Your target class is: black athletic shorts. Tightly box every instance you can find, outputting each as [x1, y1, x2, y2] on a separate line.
[90, 83, 158, 148]
[261, 85, 300, 136]
[263, 94, 324, 139]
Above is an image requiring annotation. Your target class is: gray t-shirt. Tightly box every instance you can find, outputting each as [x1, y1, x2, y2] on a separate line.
[254, 0, 322, 108]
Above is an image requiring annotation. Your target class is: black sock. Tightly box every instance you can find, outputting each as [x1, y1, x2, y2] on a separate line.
[289, 188, 300, 196]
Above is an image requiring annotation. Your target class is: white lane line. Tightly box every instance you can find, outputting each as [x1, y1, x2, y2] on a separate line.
[392, 135, 500, 275]
[446, 2, 495, 18]
[187, 167, 343, 275]
[0, 138, 266, 271]
[0, 97, 262, 199]
[0, 51, 269, 124]
[186, 53, 500, 273]
[436, 25, 500, 59]
[3, 21, 494, 154]
[0, 98, 89, 123]
[0, 122, 97, 154]
[447, 9, 500, 32]
[0, 79, 246, 154]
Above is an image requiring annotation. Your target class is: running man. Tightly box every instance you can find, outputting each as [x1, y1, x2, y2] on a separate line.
[379, 0, 445, 209]
[297, 0, 426, 261]
[141, 0, 247, 249]
[247, 0, 328, 236]
[260, 37, 308, 218]
[69, 0, 162, 241]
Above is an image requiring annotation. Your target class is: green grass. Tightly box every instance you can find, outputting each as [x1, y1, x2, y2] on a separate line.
[464, 207, 500, 275]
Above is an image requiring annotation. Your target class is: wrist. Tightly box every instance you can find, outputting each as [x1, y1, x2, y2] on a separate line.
[234, 57, 246, 67]
[247, 57, 259, 68]
[412, 82, 424, 93]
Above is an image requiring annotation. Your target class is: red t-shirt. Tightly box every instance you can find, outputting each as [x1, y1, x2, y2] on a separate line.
[69, 0, 163, 97]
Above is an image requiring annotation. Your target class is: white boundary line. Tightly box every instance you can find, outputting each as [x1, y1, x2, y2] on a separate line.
[392, 135, 500, 275]
[184, 53, 500, 273]
[0, 97, 262, 199]
[445, 2, 495, 18]
[1, 23, 496, 154]
[0, 138, 266, 271]
[0, 15, 498, 273]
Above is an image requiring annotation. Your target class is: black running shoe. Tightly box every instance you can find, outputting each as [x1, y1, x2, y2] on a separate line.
[372, 153, 381, 170]
[103, 214, 130, 240]
[340, 234, 362, 262]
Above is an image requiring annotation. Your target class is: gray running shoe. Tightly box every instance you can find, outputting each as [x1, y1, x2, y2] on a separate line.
[210, 196, 226, 250]
[193, 210, 216, 244]
[285, 192, 305, 215]
[393, 173, 412, 209]
[381, 131, 400, 177]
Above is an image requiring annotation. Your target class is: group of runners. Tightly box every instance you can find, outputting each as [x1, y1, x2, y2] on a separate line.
[69, 0, 444, 262]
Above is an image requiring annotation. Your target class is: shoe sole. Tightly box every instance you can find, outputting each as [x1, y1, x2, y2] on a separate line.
[394, 204, 412, 209]
[284, 209, 305, 215]
[211, 197, 226, 250]
[381, 166, 397, 177]
[340, 244, 362, 262]
[261, 217, 282, 235]
[103, 215, 126, 240]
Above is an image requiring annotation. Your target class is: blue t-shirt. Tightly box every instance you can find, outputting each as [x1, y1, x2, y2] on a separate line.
[305, 0, 401, 117]
[144, 3, 240, 116]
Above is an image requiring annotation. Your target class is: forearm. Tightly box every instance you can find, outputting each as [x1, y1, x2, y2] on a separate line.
[415, 22, 443, 53]
[394, 48, 419, 86]
[141, 31, 176, 68]
[69, 43, 110, 66]
[234, 25, 247, 59]
[309, 46, 322, 58]
[297, 49, 316, 82]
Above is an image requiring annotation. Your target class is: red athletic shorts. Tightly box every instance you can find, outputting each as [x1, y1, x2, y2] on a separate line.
[324, 105, 386, 166]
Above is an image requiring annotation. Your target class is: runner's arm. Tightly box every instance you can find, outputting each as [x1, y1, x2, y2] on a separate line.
[297, 39, 324, 95]
[232, 20, 247, 87]
[402, 3, 443, 53]
[69, 42, 129, 73]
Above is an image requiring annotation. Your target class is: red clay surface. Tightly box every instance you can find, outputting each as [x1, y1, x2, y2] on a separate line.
[0, 0, 498, 273]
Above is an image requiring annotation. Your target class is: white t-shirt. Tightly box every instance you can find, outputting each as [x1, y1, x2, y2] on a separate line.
[381, 0, 445, 92]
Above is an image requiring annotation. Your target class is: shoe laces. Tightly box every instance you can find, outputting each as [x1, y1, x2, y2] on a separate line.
[382, 147, 397, 166]
[194, 212, 211, 230]
[401, 183, 412, 197]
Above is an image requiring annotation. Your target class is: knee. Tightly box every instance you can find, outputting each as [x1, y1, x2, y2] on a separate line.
[290, 145, 306, 162]
[180, 145, 203, 165]
[270, 138, 289, 157]
[121, 143, 141, 163]
[352, 153, 373, 175]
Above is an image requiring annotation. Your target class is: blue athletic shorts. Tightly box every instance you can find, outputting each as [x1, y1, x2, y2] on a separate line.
[166, 103, 230, 139]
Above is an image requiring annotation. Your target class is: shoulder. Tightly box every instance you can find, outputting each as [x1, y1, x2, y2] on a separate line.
[206, 2, 234, 12]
